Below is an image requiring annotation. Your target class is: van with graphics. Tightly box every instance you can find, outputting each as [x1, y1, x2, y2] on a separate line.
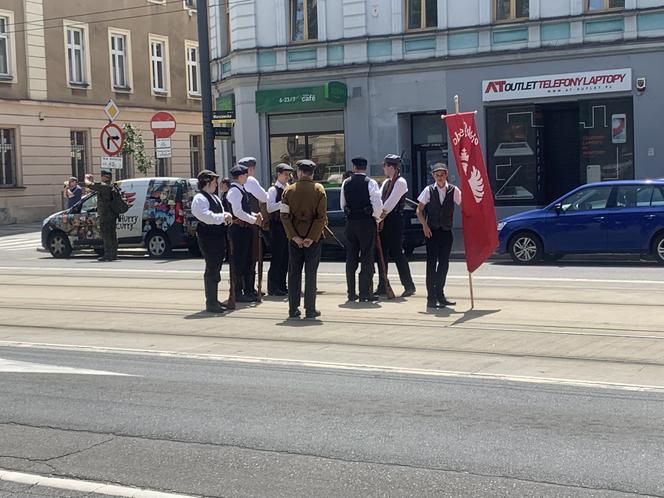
[42, 177, 200, 258]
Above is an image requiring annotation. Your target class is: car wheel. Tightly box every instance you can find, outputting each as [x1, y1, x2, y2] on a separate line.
[48, 231, 72, 259]
[508, 231, 543, 264]
[146, 231, 172, 258]
[653, 232, 664, 264]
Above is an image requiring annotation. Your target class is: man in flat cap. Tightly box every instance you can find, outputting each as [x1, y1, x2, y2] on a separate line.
[227, 165, 264, 302]
[415, 163, 462, 308]
[85, 169, 118, 262]
[280, 160, 328, 320]
[340, 157, 383, 302]
[377, 154, 416, 298]
[267, 163, 294, 296]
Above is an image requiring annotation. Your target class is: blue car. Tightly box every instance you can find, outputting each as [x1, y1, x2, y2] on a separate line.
[498, 180, 664, 264]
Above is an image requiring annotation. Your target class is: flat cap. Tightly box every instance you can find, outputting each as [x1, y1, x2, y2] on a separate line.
[296, 159, 316, 172]
[383, 154, 402, 165]
[431, 163, 449, 173]
[69, 176, 78, 182]
[230, 165, 249, 177]
[197, 169, 219, 182]
[238, 156, 257, 165]
[276, 163, 294, 173]
[100, 168, 113, 176]
[351, 157, 368, 168]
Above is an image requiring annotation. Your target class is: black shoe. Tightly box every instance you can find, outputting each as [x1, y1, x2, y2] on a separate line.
[206, 302, 227, 314]
[374, 287, 386, 296]
[269, 289, 288, 297]
[439, 297, 456, 307]
[288, 309, 301, 319]
[347, 293, 359, 302]
[427, 300, 441, 309]
[359, 295, 378, 303]
[97, 256, 108, 262]
[216, 301, 228, 311]
[235, 295, 253, 303]
[305, 310, 321, 320]
[401, 287, 416, 298]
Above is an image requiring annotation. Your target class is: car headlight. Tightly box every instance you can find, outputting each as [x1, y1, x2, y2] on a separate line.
[497, 221, 507, 231]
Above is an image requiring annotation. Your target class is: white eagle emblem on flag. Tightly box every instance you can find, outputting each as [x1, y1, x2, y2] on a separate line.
[460, 147, 485, 204]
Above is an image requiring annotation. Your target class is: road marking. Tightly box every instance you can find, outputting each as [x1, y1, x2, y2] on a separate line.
[0, 469, 198, 498]
[1, 341, 663, 393]
[0, 358, 133, 376]
[0, 265, 662, 286]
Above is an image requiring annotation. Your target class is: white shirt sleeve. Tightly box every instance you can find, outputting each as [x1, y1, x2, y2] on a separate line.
[245, 176, 268, 203]
[368, 179, 383, 220]
[454, 186, 462, 206]
[267, 186, 281, 213]
[382, 177, 409, 214]
[417, 186, 431, 205]
[340, 178, 348, 211]
[227, 187, 258, 224]
[191, 193, 227, 225]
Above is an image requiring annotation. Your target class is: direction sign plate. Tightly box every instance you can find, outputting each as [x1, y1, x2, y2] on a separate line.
[101, 156, 123, 169]
[155, 138, 171, 149]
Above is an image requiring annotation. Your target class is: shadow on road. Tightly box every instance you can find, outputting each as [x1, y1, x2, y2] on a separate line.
[276, 319, 325, 327]
[452, 309, 501, 325]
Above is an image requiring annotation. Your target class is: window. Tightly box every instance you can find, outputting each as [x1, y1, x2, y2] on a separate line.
[652, 187, 664, 207]
[70, 131, 88, 180]
[190, 135, 202, 177]
[185, 42, 200, 97]
[495, 0, 529, 22]
[0, 128, 16, 186]
[0, 16, 9, 77]
[109, 30, 131, 90]
[587, 0, 624, 11]
[291, 0, 317, 42]
[66, 26, 87, 85]
[561, 187, 611, 212]
[406, 0, 437, 30]
[149, 35, 169, 94]
[184, 0, 197, 9]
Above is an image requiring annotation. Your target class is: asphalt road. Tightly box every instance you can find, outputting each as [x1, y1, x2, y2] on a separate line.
[1, 346, 664, 498]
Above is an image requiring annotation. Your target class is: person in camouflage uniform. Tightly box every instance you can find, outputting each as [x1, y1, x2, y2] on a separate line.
[85, 169, 118, 262]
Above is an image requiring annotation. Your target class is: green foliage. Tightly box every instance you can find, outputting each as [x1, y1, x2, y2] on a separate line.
[122, 123, 152, 175]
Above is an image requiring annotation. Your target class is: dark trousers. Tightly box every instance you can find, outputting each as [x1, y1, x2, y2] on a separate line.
[198, 233, 226, 306]
[100, 220, 118, 259]
[288, 239, 322, 313]
[378, 215, 415, 291]
[425, 228, 454, 302]
[267, 220, 288, 293]
[345, 219, 376, 298]
[230, 224, 254, 297]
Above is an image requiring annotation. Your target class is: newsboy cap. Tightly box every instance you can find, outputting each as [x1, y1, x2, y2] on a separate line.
[197, 169, 219, 182]
[351, 157, 368, 168]
[296, 159, 316, 172]
[230, 165, 249, 177]
[275, 163, 294, 173]
[431, 163, 449, 173]
[238, 156, 257, 166]
[100, 168, 113, 176]
[383, 154, 402, 165]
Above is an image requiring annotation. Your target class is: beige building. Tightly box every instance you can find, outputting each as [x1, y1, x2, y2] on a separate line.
[0, 0, 203, 224]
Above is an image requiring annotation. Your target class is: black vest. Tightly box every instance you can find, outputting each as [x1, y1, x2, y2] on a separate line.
[426, 184, 455, 231]
[196, 191, 226, 238]
[271, 184, 285, 221]
[343, 174, 372, 220]
[228, 184, 251, 219]
[382, 176, 406, 221]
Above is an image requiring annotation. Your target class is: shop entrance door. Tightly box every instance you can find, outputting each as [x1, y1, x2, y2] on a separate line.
[413, 146, 447, 194]
[543, 104, 580, 202]
[411, 112, 448, 195]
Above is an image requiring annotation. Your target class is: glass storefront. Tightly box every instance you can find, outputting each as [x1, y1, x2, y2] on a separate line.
[411, 112, 448, 194]
[486, 97, 634, 206]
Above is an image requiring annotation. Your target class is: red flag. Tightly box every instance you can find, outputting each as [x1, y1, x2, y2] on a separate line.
[444, 112, 498, 273]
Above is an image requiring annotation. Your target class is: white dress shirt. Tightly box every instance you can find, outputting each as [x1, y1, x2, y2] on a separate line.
[380, 176, 409, 214]
[340, 173, 383, 221]
[191, 193, 229, 225]
[226, 183, 258, 224]
[245, 175, 268, 203]
[417, 182, 462, 206]
[267, 181, 287, 213]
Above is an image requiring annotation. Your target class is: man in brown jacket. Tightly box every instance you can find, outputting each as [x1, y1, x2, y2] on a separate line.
[280, 159, 328, 320]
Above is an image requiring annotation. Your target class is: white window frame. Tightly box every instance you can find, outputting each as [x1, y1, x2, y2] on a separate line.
[183, 0, 197, 10]
[148, 0, 166, 4]
[63, 20, 92, 88]
[185, 40, 201, 98]
[108, 28, 133, 92]
[149, 34, 170, 96]
[0, 10, 18, 83]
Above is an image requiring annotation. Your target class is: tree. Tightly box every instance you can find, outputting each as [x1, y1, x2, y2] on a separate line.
[122, 123, 152, 175]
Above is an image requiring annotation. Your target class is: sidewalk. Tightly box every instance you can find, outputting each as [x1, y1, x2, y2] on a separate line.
[0, 222, 41, 237]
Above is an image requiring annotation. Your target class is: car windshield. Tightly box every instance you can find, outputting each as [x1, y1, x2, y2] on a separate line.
[561, 186, 611, 212]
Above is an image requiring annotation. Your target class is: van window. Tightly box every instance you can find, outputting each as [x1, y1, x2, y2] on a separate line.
[80, 194, 97, 213]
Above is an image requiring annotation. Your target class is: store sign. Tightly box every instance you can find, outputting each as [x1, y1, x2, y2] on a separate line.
[482, 68, 632, 102]
[255, 81, 347, 113]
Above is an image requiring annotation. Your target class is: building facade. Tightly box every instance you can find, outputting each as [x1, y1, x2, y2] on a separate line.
[209, 0, 664, 220]
[0, 0, 203, 224]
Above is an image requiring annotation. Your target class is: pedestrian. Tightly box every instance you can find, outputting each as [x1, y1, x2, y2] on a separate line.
[376, 154, 416, 298]
[415, 163, 462, 308]
[267, 163, 294, 296]
[191, 170, 233, 314]
[84, 169, 118, 262]
[63, 177, 82, 209]
[280, 159, 328, 320]
[219, 177, 231, 211]
[226, 165, 264, 303]
[340, 157, 383, 302]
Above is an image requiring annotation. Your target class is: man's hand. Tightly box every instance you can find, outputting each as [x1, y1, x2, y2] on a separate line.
[84, 173, 93, 186]
[254, 213, 264, 225]
[292, 236, 304, 248]
[423, 224, 432, 239]
[223, 213, 233, 225]
[303, 238, 314, 248]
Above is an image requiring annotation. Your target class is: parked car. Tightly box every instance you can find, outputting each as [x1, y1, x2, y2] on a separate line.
[497, 180, 664, 264]
[42, 177, 200, 258]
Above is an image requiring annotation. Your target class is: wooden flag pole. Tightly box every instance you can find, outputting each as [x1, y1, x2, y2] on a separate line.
[453, 95, 476, 310]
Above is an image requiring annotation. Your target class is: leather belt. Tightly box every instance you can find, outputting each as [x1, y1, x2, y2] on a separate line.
[232, 218, 252, 228]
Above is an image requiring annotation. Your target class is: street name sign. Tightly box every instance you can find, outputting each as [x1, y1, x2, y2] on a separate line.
[101, 156, 123, 169]
[156, 148, 172, 159]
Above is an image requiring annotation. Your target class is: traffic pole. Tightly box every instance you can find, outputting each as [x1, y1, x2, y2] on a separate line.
[197, 0, 216, 172]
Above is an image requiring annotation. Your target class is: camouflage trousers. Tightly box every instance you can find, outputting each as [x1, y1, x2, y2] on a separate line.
[100, 220, 118, 260]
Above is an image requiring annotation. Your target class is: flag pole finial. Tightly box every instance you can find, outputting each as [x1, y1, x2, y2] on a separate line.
[454, 95, 460, 114]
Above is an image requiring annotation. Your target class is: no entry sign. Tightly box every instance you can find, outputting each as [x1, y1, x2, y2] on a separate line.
[150, 112, 177, 139]
[100, 123, 125, 157]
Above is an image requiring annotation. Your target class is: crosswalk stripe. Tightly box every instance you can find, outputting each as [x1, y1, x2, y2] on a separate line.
[0, 240, 40, 247]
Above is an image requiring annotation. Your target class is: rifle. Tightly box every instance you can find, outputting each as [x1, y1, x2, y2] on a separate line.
[226, 230, 236, 310]
[375, 231, 396, 299]
[255, 226, 263, 302]
[324, 225, 345, 250]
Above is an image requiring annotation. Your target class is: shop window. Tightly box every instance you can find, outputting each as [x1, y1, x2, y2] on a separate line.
[587, 0, 624, 11]
[406, 0, 437, 31]
[495, 0, 529, 22]
[291, 0, 317, 42]
[0, 128, 16, 186]
[70, 131, 88, 180]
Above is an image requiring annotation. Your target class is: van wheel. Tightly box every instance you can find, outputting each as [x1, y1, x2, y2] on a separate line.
[146, 231, 172, 258]
[653, 232, 664, 264]
[508, 231, 543, 264]
[48, 231, 72, 258]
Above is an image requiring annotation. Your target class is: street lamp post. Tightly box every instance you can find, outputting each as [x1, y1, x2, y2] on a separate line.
[196, 0, 216, 172]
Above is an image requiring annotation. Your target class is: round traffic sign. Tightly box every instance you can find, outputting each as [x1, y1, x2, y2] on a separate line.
[99, 123, 125, 157]
[150, 112, 177, 139]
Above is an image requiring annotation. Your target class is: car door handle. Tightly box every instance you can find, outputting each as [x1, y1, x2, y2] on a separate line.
[644, 214, 656, 220]
[593, 216, 605, 221]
